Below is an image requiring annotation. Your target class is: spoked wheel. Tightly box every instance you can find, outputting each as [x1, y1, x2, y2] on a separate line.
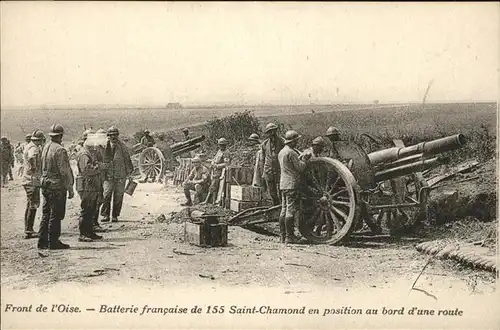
[299, 157, 361, 245]
[138, 147, 165, 181]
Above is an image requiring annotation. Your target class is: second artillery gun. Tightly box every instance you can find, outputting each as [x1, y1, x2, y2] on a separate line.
[134, 135, 206, 182]
[230, 133, 467, 245]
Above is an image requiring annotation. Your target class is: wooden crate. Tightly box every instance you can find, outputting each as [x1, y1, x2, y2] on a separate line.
[230, 199, 260, 212]
[184, 221, 228, 247]
[230, 185, 261, 201]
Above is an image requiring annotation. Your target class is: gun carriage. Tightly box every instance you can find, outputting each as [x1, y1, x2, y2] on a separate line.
[230, 134, 467, 245]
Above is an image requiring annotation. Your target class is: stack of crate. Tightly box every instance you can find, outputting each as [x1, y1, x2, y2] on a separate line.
[229, 185, 262, 212]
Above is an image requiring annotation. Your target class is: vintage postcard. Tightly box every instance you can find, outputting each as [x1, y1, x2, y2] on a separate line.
[1, 2, 498, 329]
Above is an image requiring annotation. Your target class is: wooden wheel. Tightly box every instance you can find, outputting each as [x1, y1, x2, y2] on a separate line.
[138, 147, 165, 180]
[299, 157, 361, 245]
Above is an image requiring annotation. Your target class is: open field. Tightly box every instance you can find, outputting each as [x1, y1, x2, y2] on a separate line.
[1, 103, 496, 146]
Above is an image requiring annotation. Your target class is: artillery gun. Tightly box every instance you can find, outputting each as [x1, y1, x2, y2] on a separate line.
[230, 134, 466, 245]
[133, 135, 205, 181]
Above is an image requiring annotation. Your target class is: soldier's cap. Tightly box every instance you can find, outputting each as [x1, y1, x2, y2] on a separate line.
[248, 133, 260, 141]
[284, 130, 301, 144]
[30, 130, 45, 141]
[25, 134, 32, 141]
[48, 124, 64, 136]
[326, 126, 340, 136]
[1, 136, 7, 141]
[182, 128, 189, 133]
[312, 136, 326, 146]
[107, 126, 119, 136]
[144, 129, 150, 134]
[264, 123, 278, 133]
[82, 129, 94, 139]
[217, 137, 229, 145]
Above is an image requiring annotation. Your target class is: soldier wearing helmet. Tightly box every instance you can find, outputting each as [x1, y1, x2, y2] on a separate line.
[0, 136, 14, 186]
[100, 126, 134, 223]
[139, 129, 156, 183]
[325, 126, 342, 159]
[300, 136, 327, 160]
[277, 130, 311, 244]
[38, 124, 74, 250]
[199, 137, 231, 205]
[21, 130, 45, 239]
[248, 133, 261, 146]
[91, 129, 108, 231]
[182, 128, 190, 141]
[259, 123, 285, 206]
[181, 156, 210, 206]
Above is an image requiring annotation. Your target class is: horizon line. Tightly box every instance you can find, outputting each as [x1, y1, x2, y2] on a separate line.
[1, 100, 497, 111]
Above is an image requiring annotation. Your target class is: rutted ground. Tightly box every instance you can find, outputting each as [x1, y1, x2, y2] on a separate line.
[1, 168, 496, 296]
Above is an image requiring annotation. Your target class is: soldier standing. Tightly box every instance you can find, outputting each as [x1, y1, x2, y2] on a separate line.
[38, 124, 74, 250]
[92, 129, 108, 232]
[204, 138, 231, 204]
[278, 130, 311, 244]
[75, 133, 105, 242]
[7, 139, 14, 181]
[325, 126, 341, 159]
[0, 137, 13, 187]
[181, 157, 210, 206]
[300, 136, 327, 159]
[101, 126, 134, 223]
[260, 123, 285, 205]
[154, 133, 174, 183]
[139, 129, 156, 183]
[21, 130, 45, 239]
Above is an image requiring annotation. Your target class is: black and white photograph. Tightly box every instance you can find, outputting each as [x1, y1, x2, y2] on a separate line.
[1, 2, 498, 329]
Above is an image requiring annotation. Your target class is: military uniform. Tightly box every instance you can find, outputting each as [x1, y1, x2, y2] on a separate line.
[76, 146, 103, 239]
[140, 135, 155, 147]
[260, 137, 285, 205]
[208, 148, 231, 199]
[183, 163, 210, 205]
[39, 140, 74, 249]
[0, 140, 13, 185]
[22, 141, 42, 237]
[101, 139, 133, 221]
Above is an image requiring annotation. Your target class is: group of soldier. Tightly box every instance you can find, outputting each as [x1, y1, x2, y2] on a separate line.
[2, 124, 134, 249]
[247, 124, 342, 244]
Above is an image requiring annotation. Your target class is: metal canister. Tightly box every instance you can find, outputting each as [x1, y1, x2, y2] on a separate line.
[125, 179, 138, 196]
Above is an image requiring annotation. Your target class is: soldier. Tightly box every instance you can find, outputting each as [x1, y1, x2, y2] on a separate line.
[0, 137, 13, 187]
[7, 139, 14, 181]
[300, 136, 327, 159]
[260, 123, 285, 205]
[154, 133, 174, 184]
[21, 130, 45, 239]
[181, 157, 210, 206]
[75, 133, 105, 242]
[248, 133, 261, 146]
[325, 126, 341, 159]
[204, 138, 231, 204]
[278, 130, 311, 244]
[101, 126, 134, 223]
[38, 124, 74, 250]
[92, 129, 108, 232]
[139, 129, 157, 183]
[182, 128, 190, 141]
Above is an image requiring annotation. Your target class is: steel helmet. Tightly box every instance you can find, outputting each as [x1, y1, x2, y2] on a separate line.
[248, 133, 260, 141]
[107, 126, 119, 136]
[157, 132, 165, 139]
[264, 123, 278, 133]
[217, 137, 229, 145]
[48, 124, 65, 136]
[312, 136, 326, 146]
[82, 129, 94, 139]
[182, 128, 189, 133]
[1, 136, 7, 141]
[144, 129, 150, 134]
[30, 130, 45, 141]
[25, 134, 32, 141]
[326, 126, 340, 137]
[284, 130, 301, 144]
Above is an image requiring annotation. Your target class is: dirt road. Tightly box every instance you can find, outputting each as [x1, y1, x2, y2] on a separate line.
[1, 169, 496, 296]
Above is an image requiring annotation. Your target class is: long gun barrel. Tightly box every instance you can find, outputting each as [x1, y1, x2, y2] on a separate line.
[172, 144, 202, 156]
[368, 134, 466, 166]
[171, 135, 206, 152]
[374, 157, 439, 182]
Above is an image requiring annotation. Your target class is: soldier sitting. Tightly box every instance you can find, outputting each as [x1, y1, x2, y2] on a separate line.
[181, 157, 210, 206]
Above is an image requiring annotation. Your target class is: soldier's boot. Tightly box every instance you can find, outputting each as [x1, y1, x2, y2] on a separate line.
[181, 190, 193, 206]
[285, 217, 301, 244]
[279, 217, 286, 243]
[24, 209, 38, 239]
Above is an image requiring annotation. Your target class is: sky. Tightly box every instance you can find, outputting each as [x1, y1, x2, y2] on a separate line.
[1, 2, 498, 108]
